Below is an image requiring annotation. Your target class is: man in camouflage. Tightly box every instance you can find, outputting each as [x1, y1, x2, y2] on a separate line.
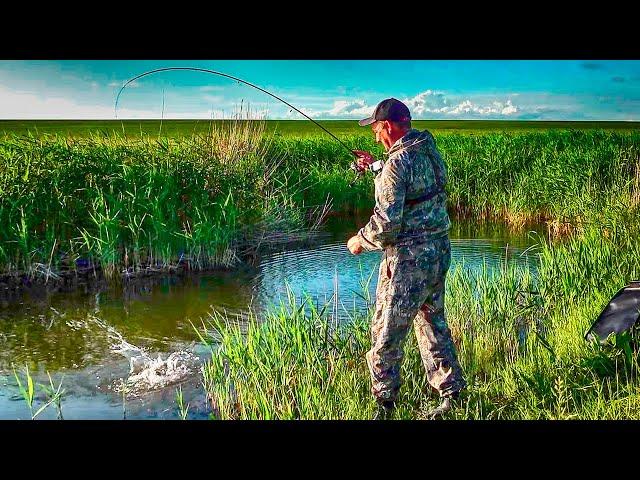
[347, 98, 466, 419]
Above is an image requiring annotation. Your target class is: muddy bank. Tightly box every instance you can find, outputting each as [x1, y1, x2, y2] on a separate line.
[0, 229, 333, 305]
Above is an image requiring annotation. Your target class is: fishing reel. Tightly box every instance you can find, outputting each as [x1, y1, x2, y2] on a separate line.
[350, 159, 384, 175]
[349, 154, 384, 186]
[350, 149, 384, 174]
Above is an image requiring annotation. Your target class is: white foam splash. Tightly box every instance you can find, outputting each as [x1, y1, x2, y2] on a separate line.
[124, 351, 201, 393]
[87, 314, 201, 395]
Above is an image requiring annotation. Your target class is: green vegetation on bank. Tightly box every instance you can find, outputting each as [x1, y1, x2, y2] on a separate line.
[1, 126, 639, 279]
[0, 123, 378, 277]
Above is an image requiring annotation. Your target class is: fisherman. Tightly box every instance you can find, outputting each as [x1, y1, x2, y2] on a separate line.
[347, 98, 466, 420]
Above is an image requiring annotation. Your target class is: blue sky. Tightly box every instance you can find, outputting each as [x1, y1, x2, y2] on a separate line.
[0, 60, 638, 120]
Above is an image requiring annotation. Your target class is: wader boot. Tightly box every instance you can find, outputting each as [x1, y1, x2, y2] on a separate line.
[373, 400, 396, 420]
[426, 391, 460, 419]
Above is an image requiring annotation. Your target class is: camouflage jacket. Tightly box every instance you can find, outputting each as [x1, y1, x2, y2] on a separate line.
[357, 129, 451, 251]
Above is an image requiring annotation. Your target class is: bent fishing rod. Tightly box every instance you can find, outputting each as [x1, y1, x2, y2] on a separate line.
[115, 66, 359, 157]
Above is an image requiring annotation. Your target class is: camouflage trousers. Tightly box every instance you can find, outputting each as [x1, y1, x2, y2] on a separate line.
[365, 235, 466, 402]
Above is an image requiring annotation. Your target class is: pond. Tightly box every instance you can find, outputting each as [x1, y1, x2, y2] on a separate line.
[0, 214, 543, 419]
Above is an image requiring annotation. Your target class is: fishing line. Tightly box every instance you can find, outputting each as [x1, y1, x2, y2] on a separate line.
[114, 66, 357, 157]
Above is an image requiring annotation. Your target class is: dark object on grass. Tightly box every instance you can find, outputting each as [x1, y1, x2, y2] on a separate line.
[585, 281, 640, 342]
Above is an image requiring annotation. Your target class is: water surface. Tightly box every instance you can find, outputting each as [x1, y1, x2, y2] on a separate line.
[0, 215, 543, 419]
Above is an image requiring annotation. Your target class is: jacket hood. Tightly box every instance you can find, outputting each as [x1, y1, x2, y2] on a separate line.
[387, 129, 434, 157]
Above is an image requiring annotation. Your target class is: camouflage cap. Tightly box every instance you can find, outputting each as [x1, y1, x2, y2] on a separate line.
[358, 98, 412, 126]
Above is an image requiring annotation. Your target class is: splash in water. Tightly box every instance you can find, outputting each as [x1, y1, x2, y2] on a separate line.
[87, 315, 201, 395]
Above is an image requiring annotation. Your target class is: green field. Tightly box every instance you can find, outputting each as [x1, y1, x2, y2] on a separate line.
[1, 119, 638, 139]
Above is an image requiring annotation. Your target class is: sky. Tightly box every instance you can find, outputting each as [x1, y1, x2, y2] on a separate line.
[0, 60, 639, 121]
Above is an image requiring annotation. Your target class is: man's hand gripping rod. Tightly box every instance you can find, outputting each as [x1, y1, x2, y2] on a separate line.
[349, 150, 384, 186]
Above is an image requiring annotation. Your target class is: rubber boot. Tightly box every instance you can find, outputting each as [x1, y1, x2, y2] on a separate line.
[426, 392, 460, 419]
[373, 400, 395, 420]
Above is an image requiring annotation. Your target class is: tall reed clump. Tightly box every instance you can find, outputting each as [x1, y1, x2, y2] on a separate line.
[0, 120, 349, 279]
[439, 129, 640, 228]
[201, 293, 374, 420]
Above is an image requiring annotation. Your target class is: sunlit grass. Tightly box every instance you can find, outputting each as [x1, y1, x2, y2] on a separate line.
[2, 129, 638, 278]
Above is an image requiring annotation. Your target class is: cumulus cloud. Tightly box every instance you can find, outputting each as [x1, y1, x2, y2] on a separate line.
[403, 90, 450, 114]
[326, 99, 373, 117]
[289, 99, 373, 119]
[298, 91, 521, 120]
[401, 91, 519, 118]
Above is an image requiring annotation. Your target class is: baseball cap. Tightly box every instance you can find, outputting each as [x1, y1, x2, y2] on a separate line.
[358, 98, 412, 126]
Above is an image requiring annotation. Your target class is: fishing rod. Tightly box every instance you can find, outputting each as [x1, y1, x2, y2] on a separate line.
[114, 66, 359, 158]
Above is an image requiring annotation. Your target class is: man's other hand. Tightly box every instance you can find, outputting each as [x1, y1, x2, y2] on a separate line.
[347, 235, 363, 255]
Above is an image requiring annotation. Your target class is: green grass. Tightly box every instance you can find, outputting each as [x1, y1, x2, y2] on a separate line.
[2, 119, 638, 139]
[12, 364, 65, 420]
[1, 125, 639, 283]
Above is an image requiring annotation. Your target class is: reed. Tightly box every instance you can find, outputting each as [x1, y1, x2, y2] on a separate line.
[1, 128, 638, 284]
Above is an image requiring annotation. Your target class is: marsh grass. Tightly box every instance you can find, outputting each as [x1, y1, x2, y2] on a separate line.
[2, 129, 638, 277]
[0, 120, 331, 279]
[176, 385, 190, 420]
[201, 292, 375, 420]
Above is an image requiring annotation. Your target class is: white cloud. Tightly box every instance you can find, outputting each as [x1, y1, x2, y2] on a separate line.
[293, 99, 374, 119]
[403, 90, 450, 114]
[326, 99, 373, 117]
[0, 83, 206, 119]
[402, 91, 518, 118]
[297, 92, 521, 120]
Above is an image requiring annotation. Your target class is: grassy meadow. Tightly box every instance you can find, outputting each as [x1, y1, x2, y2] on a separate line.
[1, 119, 638, 139]
[2, 119, 640, 419]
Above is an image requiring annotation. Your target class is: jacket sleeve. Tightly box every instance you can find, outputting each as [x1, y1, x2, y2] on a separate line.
[357, 157, 407, 251]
